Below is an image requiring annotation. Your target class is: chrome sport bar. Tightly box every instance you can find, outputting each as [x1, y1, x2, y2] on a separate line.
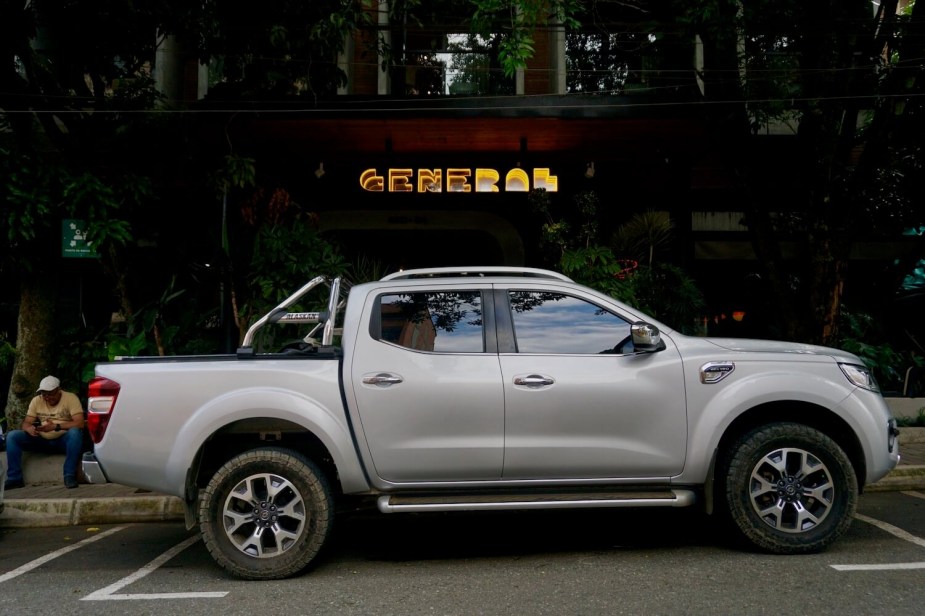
[240, 276, 343, 349]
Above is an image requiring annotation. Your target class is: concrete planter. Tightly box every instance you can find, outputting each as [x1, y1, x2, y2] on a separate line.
[886, 397, 925, 421]
[899, 426, 925, 445]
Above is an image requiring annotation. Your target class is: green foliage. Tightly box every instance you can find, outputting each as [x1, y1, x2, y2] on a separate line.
[0, 152, 59, 248]
[56, 327, 109, 389]
[63, 172, 139, 250]
[572, 191, 599, 248]
[57, 273, 222, 387]
[528, 186, 705, 332]
[107, 331, 149, 361]
[222, 155, 258, 191]
[670, 0, 924, 344]
[444, 33, 516, 95]
[527, 188, 568, 261]
[559, 246, 633, 303]
[624, 263, 706, 334]
[231, 184, 350, 341]
[895, 408, 925, 428]
[558, 252, 706, 333]
[836, 307, 925, 393]
[612, 211, 674, 267]
[470, 0, 581, 77]
[0, 336, 16, 371]
[346, 254, 389, 285]
[191, 1, 371, 97]
[248, 218, 347, 306]
[0, 153, 142, 278]
[240, 215, 348, 352]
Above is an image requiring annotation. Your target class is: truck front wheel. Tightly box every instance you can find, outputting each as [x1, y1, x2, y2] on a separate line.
[723, 422, 858, 554]
[199, 447, 333, 580]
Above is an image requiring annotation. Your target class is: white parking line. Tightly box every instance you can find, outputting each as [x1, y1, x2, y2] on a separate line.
[81, 534, 228, 600]
[830, 512, 925, 571]
[832, 562, 925, 571]
[853, 512, 925, 548]
[0, 526, 127, 583]
[902, 490, 925, 500]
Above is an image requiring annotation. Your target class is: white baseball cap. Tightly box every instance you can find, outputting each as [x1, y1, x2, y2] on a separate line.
[36, 375, 61, 393]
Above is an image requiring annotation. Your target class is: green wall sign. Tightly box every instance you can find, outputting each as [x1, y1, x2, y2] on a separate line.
[62, 219, 96, 258]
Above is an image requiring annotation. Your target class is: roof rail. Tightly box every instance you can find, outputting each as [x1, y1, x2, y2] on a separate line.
[380, 266, 573, 282]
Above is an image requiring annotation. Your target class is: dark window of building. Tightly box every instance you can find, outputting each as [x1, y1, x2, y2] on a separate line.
[567, 31, 641, 94]
[565, 2, 692, 96]
[403, 33, 515, 96]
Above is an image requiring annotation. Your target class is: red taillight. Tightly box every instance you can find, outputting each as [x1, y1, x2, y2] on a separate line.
[87, 376, 120, 443]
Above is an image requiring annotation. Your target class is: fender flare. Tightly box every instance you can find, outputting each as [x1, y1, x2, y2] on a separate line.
[681, 370, 856, 484]
[165, 388, 369, 495]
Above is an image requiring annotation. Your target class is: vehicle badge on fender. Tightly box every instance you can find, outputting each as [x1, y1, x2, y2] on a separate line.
[700, 361, 735, 384]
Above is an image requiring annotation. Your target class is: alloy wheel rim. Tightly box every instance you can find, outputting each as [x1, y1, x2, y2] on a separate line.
[748, 447, 834, 533]
[222, 472, 307, 557]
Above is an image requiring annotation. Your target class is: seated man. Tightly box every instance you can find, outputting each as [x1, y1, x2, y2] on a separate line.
[4, 376, 85, 490]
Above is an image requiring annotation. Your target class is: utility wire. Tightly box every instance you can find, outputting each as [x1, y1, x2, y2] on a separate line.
[2, 91, 923, 115]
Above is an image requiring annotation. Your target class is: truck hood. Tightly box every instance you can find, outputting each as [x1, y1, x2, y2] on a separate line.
[702, 337, 862, 362]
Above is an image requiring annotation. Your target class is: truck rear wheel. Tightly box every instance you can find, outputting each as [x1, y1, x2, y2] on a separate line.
[723, 422, 857, 554]
[199, 447, 333, 580]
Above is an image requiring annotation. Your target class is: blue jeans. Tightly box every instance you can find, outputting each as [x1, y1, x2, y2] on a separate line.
[4, 428, 84, 482]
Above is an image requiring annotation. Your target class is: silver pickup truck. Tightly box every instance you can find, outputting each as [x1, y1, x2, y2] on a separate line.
[82, 266, 901, 580]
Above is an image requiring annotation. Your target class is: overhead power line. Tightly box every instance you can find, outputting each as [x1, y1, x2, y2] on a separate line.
[2, 91, 923, 115]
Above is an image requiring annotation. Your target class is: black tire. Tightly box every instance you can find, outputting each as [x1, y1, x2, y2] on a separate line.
[722, 422, 857, 554]
[199, 447, 334, 580]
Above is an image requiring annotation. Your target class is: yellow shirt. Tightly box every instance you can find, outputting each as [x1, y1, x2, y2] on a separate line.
[26, 391, 84, 440]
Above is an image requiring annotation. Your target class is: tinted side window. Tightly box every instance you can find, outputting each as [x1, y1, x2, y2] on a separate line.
[508, 291, 633, 354]
[378, 291, 484, 353]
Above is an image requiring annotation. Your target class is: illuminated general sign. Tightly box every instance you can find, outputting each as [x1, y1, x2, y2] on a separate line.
[360, 168, 558, 193]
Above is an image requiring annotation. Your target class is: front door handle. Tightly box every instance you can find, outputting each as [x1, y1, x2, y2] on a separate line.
[513, 374, 555, 388]
[363, 373, 404, 387]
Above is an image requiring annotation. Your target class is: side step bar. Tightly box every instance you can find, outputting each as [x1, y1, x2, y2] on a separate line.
[377, 489, 696, 513]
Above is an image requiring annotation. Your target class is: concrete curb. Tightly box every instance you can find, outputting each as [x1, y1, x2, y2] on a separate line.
[864, 464, 925, 492]
[0, 496, 185, 528]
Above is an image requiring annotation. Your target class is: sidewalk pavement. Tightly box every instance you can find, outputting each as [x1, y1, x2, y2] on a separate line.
[2, 433, 924, 529]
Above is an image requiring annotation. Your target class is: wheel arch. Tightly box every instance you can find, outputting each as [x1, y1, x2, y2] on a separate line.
[167, 386, 372, 515]
[191, 417, 344, 501]
[713, 401, 866, 491]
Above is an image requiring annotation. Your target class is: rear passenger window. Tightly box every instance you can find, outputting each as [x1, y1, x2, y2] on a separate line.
[378, 291, 484, 352]
[509, 291, 633, 354]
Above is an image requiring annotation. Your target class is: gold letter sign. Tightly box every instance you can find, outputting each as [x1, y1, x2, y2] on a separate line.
[360, 168, 558, 193]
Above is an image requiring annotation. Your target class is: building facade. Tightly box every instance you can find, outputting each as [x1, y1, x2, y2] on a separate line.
[153, 2, 920, 337]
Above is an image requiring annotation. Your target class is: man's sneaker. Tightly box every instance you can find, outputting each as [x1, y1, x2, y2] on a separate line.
[4, 479, 25, 490]
[64, 476, 79, 489]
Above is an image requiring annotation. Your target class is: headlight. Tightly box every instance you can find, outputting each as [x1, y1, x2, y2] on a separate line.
[839, 363, 880, 393]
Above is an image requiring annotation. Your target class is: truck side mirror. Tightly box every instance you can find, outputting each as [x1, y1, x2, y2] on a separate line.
[631, 321, 665, 353]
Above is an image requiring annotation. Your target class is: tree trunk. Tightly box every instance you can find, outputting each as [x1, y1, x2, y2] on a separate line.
[796, 0, 883, 344]
[809, 235, 850, 347]
[3, 278, 57, 427]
